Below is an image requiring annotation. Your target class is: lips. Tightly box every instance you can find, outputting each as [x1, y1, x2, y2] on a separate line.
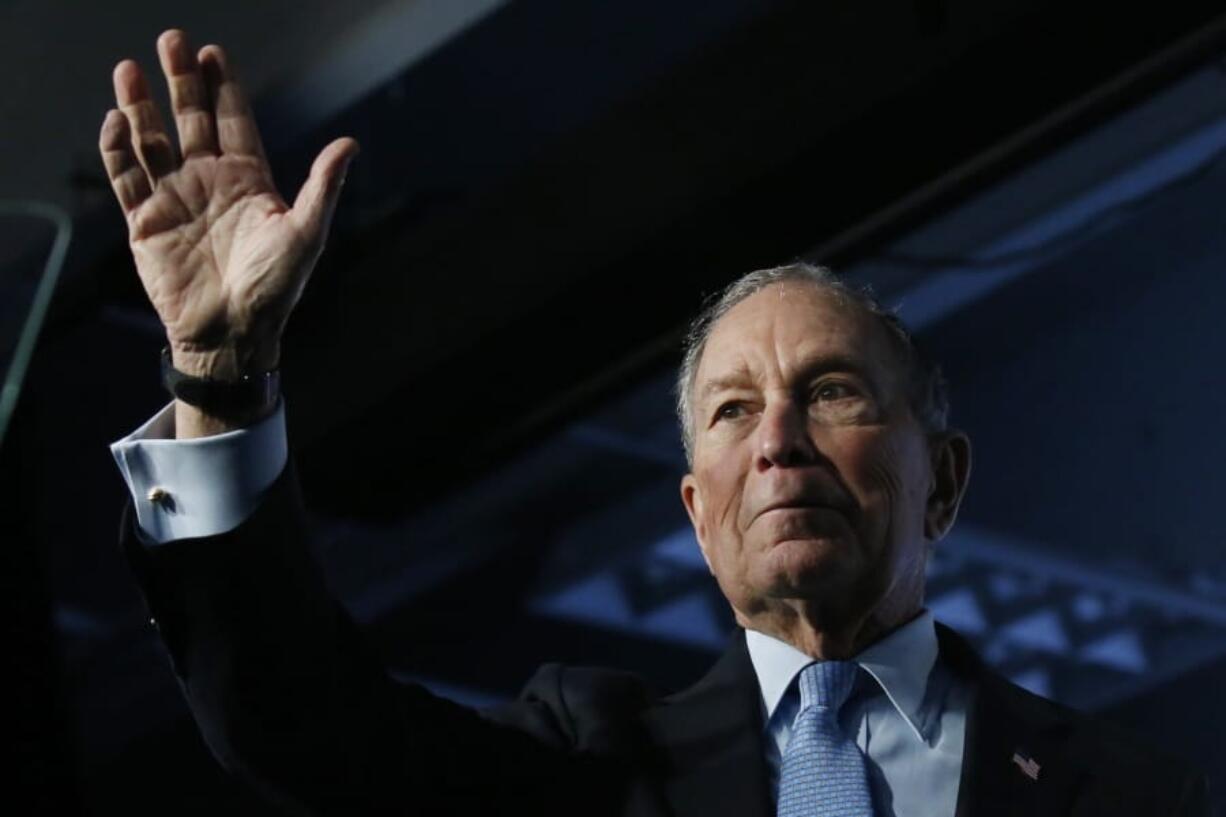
[751, 473, 856, 525]
[758, 500, 839, 517]
[753, 493, 856, 524]
[761, 500, 827, 513]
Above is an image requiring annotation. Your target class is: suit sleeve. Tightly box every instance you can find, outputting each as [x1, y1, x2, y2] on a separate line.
[120, 462, 623, 816]
[1171, 770, 1214, 817]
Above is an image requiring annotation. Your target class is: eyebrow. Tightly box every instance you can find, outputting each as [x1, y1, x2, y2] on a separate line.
[698, 370, 751, 402]
[698, 354, 880, 405]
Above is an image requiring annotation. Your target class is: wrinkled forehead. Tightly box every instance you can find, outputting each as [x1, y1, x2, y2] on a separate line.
[695, 282, 904, 394]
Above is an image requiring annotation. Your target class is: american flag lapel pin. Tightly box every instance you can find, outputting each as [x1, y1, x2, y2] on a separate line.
[1011, 750, 1041, 781]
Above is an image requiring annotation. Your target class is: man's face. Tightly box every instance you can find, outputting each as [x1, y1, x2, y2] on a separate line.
[680, 283, 947, 629]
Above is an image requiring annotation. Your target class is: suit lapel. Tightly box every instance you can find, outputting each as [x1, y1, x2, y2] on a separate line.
[939, 625, 1086, 817]
[640, 629, 773, 817]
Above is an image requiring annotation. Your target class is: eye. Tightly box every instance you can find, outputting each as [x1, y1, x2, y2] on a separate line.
[813, 381, 859, 401]
[714, 401, 747, 422]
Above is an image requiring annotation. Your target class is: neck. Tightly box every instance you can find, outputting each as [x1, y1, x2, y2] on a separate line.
[736, 593, 922, 659]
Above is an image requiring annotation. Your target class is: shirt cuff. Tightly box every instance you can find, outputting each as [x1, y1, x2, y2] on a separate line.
[109, 400, 288, 544]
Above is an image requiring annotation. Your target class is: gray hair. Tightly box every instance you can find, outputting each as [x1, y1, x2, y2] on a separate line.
[674, 262, 949, 466]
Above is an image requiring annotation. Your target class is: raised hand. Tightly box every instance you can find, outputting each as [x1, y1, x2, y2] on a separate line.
[99, 29, 357, 401]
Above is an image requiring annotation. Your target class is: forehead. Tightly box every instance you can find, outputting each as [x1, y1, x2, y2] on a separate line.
[696, 282, 901, 390]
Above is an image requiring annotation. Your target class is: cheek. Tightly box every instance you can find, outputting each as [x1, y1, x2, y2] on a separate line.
[694, 463, 751, 576]
[855, 432, 930, 541]
[699, 458, 748, 534]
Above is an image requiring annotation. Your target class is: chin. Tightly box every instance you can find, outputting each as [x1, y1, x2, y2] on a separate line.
[758, 539, 859, 598]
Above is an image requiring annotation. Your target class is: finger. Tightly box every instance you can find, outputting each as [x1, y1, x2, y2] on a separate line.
[290, 137, 360, 250]
[157, 29, 217, 158]
[199, 44, 266, 160]
[99, 108, 153, 214]
[112, 59, 177, 182]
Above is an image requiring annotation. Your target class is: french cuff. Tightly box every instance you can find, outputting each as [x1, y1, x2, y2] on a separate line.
[109, 399, 288, 544]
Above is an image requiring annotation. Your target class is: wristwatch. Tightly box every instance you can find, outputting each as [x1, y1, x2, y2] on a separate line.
[160, 346, 280, 418]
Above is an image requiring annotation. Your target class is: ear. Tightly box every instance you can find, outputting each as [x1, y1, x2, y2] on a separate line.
[680, 472, 716, 576]
[924, 430, 972, 543]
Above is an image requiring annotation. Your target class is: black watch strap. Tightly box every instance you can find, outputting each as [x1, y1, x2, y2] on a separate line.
[160, 347, 280, 418]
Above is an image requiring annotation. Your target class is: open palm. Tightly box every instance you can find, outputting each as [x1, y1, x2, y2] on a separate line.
[100, 30, 357, 376]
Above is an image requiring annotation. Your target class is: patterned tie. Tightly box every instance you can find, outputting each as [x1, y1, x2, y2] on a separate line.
[776, 660, 875, 817]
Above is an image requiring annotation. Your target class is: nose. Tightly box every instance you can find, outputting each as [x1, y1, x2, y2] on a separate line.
[755, 397, 818, 470]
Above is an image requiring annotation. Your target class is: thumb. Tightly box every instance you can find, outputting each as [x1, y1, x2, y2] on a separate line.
[290, 136, 359, 249]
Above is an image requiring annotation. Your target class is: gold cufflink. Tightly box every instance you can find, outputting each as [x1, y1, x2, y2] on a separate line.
[147, 486, 169, 504]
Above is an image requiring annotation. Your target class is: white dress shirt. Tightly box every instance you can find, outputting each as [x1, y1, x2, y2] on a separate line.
[109, 401, 288, 544]
[111, 406, 972, 815]
[747, 610, 970, 816]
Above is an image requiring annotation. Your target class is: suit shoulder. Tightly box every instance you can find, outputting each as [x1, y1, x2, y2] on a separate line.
[515, 663, 657, 754]
[1067, 706, 1204, 782]
[1067, 706, 1211, 814]
[943, 622, 1203, 781]
[990, 672, 1210, 812]
[1010, 678, 1197, 776]
[939, 626, 1209, 814]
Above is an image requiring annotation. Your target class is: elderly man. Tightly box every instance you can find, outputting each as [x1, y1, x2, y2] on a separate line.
[104, 30, 1209, 817]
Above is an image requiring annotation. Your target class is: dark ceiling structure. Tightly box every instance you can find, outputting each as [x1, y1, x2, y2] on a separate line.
[5, 1, 1226, 813]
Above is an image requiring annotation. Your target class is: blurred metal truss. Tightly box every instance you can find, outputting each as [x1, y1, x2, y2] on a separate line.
[531, 522, 1226, 711]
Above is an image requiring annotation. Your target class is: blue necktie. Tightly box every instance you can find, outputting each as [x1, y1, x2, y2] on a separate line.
[777, 661, 875, 817]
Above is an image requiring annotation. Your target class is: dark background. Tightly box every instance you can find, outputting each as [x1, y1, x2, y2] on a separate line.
[4, 1, 1226, 812]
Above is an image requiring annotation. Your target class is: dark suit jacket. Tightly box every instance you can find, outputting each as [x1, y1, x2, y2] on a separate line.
[120, 466, 1211, 816]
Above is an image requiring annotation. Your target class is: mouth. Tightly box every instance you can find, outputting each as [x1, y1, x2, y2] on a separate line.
[756, 500, 846, 519]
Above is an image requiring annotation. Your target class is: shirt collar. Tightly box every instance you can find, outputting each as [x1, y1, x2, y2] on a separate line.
[744, 608, 939, 745]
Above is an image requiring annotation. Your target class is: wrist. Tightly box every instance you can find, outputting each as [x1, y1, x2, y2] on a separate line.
[169, 339, 280, 381]
[174, 396, 277, 439]
[161, 344, 280, 430]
